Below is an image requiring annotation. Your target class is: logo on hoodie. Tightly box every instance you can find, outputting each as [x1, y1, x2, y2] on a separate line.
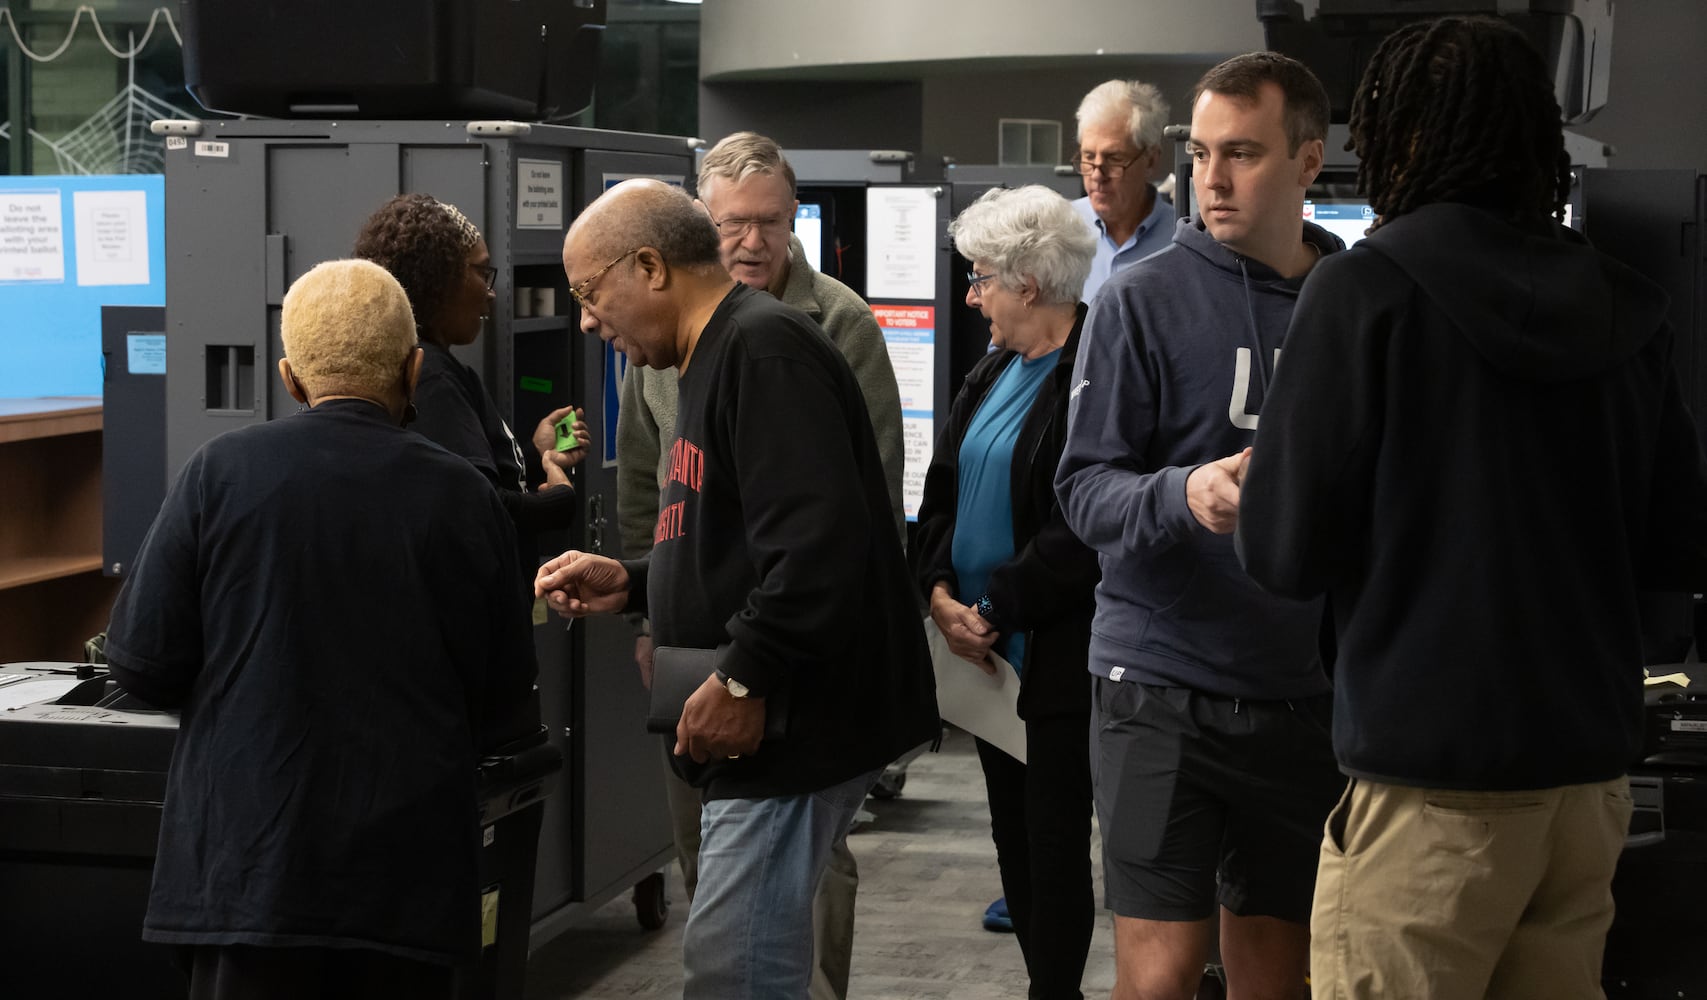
[1228, 348, 1281, 430]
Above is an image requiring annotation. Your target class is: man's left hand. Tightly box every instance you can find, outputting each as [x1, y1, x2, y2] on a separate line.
[1186, 448, 1251, 534]
[675, 674, 765, 762]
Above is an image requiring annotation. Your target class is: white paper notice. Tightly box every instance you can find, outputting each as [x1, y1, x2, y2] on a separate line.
[517, 158, 564, 230]
[865, 186, 938, 301]
[0, 190, 66, 282]
[873, 305, 935, 413]
[873, 305, 936, 520]
[74, 190, 150, 286]
[901, 417, 933, 521]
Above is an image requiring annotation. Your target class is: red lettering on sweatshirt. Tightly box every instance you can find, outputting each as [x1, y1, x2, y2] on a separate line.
[654, 501, 687, 544]
[666, 437, 704, 493]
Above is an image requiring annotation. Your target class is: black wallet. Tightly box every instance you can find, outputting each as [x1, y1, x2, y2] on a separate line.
[647, 645, 788, 741]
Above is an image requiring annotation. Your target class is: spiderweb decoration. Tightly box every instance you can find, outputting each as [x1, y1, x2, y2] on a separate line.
[38, 75, 197, 175]
[2, 6, 194, 174]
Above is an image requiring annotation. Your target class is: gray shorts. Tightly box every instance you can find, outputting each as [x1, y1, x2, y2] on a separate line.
[1093, 677, 1344, 923]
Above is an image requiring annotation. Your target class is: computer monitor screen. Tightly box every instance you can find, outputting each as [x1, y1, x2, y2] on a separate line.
[794, 203, 823, 272]
[1299, 169, 1372, 247]
[1303, 198, 1375, 247]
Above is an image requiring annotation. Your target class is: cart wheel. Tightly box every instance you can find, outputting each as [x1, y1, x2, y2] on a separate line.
[633, 871, 670, 930]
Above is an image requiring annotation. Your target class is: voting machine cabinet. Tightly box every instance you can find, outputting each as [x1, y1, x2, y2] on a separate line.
[0, 665, 179, 995]
[1603, 678, 1707, 998]
[156, 118, 689, 949]
[0, 662, 561, 997]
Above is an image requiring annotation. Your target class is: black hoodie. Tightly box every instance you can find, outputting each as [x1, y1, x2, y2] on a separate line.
[1238, 201, 1707, 790]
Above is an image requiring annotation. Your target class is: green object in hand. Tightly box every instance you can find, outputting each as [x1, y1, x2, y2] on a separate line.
[554, 412, 584, 452]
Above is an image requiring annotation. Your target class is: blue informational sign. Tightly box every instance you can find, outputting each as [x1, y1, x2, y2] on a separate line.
[0, 174, 166, 397]
[603, 340, 627, 469]
[126, 333, 167, 375]
[794, 203, 823, 272]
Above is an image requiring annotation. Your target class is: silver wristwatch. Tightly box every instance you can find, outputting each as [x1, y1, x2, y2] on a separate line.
[716, 669, 751, 699]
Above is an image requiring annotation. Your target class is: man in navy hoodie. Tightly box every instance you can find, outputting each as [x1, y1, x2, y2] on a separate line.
[1055, 52, 1344, 1000]
[1238, 17, 1707, 998]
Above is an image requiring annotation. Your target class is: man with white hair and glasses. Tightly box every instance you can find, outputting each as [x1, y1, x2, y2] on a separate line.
[1072, 79, 1176, 303]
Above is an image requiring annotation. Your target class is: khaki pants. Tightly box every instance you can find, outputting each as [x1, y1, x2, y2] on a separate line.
[1311, 776, 1632, 1000]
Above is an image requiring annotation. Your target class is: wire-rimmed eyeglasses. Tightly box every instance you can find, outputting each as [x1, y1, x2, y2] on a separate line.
[706, 213, 791, 239]
[1075, 151, 1139, 178]
[568, 248, 640, 310]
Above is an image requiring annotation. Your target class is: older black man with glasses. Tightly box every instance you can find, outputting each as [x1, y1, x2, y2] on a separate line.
[1072, 79, 1177, 303]
[611, 133, 906, 1000]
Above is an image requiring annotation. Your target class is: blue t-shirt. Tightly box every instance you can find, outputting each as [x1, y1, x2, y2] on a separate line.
[951, 349, 1059, 671]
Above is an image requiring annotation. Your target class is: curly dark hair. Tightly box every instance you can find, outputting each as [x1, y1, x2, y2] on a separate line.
[1348, 16, 1571, 231]
[352, 194, 480, 342]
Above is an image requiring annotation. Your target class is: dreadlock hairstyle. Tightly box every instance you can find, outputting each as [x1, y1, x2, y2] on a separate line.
[1347, 16, 1572, 231]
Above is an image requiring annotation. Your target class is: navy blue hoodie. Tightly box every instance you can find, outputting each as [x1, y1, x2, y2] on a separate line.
[1056, 216, 1341, 699]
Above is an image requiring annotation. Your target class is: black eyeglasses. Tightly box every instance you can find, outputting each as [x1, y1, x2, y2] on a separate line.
[1075, 151, 1139, 178]
[470, 263, 498, 290]
[966, 271, 998, 297]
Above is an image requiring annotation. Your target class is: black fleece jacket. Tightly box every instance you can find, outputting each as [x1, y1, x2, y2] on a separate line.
[914, 304, 1101, 720]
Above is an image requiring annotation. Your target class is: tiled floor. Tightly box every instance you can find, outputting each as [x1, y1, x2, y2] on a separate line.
[522, 726, 1117, 999]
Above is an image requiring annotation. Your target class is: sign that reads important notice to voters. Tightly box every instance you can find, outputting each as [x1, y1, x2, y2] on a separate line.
[872, 304, 936, 521]
[0, 191, 66, 283]
[517, 158, 564, 230]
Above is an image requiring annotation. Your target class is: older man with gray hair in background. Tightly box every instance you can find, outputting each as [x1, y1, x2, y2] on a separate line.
[613, 131, 906, 1000]
[1072, 79, 1175, 303]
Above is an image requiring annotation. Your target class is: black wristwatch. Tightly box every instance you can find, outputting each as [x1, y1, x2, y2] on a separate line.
[974, 594, 1001, 629]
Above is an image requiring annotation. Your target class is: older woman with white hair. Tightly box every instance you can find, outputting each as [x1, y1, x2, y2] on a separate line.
[105, 259, 537, 998]
[913, 185, 1103, 1000]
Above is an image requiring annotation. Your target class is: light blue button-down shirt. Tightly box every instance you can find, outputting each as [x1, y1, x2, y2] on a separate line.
[1073, 188, 1176, 304]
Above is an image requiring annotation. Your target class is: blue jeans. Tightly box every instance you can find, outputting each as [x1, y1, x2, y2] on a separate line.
[683, 769, 880, 1000]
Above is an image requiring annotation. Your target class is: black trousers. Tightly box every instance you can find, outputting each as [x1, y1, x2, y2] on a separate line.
[975, 710, 1096, 1000]
[185, 944, 457, 1000]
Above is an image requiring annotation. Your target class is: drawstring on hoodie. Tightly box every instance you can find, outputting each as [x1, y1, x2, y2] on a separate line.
[1237, 256, 1275, 402]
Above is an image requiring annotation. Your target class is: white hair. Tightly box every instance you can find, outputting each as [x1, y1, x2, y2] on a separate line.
[1076, 79, 1170, 154]
[948, 186, 1095, 306]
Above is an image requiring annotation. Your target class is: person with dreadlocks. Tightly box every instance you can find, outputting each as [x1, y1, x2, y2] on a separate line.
[1236, 16, 1707, 998]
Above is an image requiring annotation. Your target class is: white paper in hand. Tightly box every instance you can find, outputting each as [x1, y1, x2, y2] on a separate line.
[923, 617, 1026, 763]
